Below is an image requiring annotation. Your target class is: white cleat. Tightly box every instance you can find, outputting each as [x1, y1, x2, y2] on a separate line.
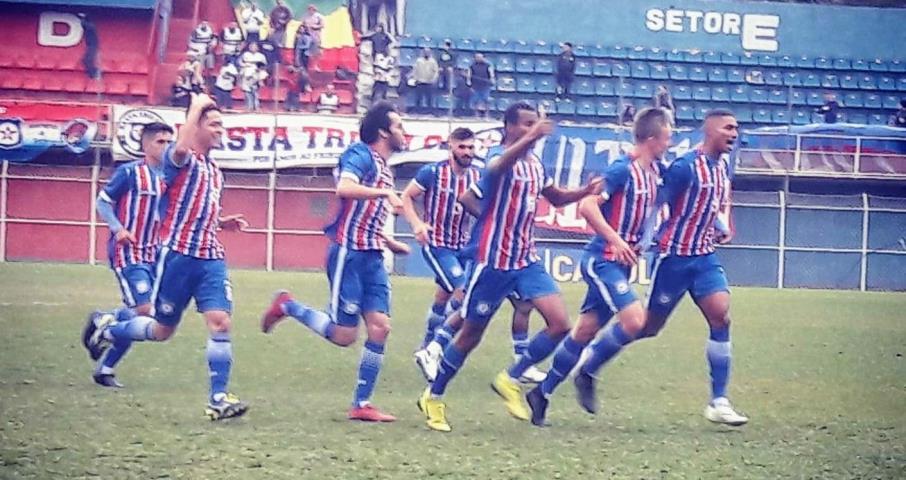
[519, 365, 548, 384]
[705, 397, 749, 426]
[414, 348, 440, 382]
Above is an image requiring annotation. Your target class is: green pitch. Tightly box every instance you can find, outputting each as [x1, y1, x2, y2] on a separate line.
[0, 262, 903, 479]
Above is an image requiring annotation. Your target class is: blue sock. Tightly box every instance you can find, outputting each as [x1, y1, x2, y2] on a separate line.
[99, 338, 132, 372]
[507, 331, 565, 379]
[580, 322, 634, 377]
[106, 316, 156, 342]
[284, 300, 335, 339]
[113, 307, 136, 323]
[434, 323, 456, 350]
[540, 336, 586, 397]
[444, 298, 462, 317]
[422, 303, 446, 347]
[512, 331, 529, 357]
[430, 343, 465, 397]
[707, 325, 732, 400]
[206, 332, 232, 400]
[354, 341, 385, 407]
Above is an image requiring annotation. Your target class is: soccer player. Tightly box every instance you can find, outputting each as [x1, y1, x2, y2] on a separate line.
[416, 102, 602, 432]
[573, 108, 748, 426]
[83, 93, 251, 421]
[260, 101, 409, 422]
[524, 107, 670, 426]
[81, 122, 172, 388]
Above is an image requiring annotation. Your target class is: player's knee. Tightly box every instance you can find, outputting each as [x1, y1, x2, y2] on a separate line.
[134, 304, 154, 317]
[709, 312, 731, 330]
[331, 326, 358, 347]
[153, 324, 176, 341]
[204, 311, 232, 333]
[366, 318, 391, 342]
[619, 306, 646, 337]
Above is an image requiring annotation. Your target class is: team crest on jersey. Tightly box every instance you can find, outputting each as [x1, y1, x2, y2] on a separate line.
[616, 281, 630, 294]
[657, 294, 671, 305]
[135, 280, 150, 294]
[116, 109, 167, 158]
[342, 301, 360, 315]
[160, 302, 175, 314]
[476, 302, 490, 315]
[451, 265, 463, 277]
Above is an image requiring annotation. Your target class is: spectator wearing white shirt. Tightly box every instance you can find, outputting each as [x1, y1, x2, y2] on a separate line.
[411, 48, 439, 113]
[188, 21, 216, 71]
[240, 1, 266, 45]
[371, 52, 394, 102]
[303, 4, 325, 61]
[240, 42, 268, 71]
[214, 62, 240, 109]
[317, 83, 340, 114]
[241, 63, 267, 111]
[221, 22, 244, 65]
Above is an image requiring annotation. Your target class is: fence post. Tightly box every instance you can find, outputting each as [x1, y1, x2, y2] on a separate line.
[860, 193, 869, 292]
[88, 163, 99, 266]
[854, 136, 862, 174]
[0, 160, 7, 263]
[266, 170, 276, 272]
[777, 190, 786, 289]
[793, 133, 802, 173]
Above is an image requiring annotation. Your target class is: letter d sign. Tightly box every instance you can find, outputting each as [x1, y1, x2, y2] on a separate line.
[38, 12, 84, 48]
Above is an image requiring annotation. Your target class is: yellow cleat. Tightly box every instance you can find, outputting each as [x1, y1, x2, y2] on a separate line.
[418, 387, 452, 432]
[205, 392, 249, 421]
[491, 370, 530, 421]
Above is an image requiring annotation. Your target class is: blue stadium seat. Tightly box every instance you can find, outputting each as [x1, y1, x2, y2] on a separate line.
[513, 41, 532, 54]
[803, 73, 821, 88]
[741, 52, 759, 66]
[575, 79, 594, 96]
[591, 59, 610, 77]
[839, 75, 858, 89]
[833, 58, 851, 70]
[572, 44, 590, 57]
[532, 41, 554, 55]
[515, 57, 534, 73]
[790, 90, 806, 106]
[666, 49, 685, 63]
[612, 62, 629, 78]
[674, 85, 692, 100]
[476, 38, 492, 52]
[594, 79, 614, 96]
[864, 94, 882, 108]
[868, 113, 887, 125]
[456, 55, 472, 70]
[734, 106, 752, 123]
[859, 74, 878, 90]
[796, 55, 814, 69]
[889, 60, 905, 73]
[689, 66, 707, 82]
[708, 67, 727, 83]
[536, 77, 556, 94]
[703, 51, 721, 64]
[597, 101, 617, 117]
[730, 85, 749, 102]
[844, 92, 864, 107]
[628, 46, 647, 60]
[746, 68, 766, 85]
[878, 76, 896, 91]
[792, 110, 810, 125]
[588, 44, 608, 58]
[577, 100, 597, 116]
[712, 86, 729, 102]
[899, 78, 906, 91]
[684, 51, 703, 63]
[399, 48, 418, 67]
[765, 71, 783, 86]
[768, 89, 787, 105]
[821, 74, 839, 89]
[497, 76, 517, 93]
[750, 88, 768, 103]
[784, 72, 802, 87]
[676, 105, 694, 121]
[758, 54, 777, 67]
[772, 108, 789, 124]
[694, 105, 709, 121]
[496, 55, 515, 73]
[399, 35, 418, 48]
[882, 94, 901, 109]
[416, 36, 436, 48]
[496, 97, 512, 112]
[777, 55, 794, 68]
[575, 59, 593, 76]
[727, 67, 744, 83]
[516, 76, 536, 93]
[617, 80, 634, 97]
[491, 39, 511, 53]
[634, 82, 653, 98]
[814, 57, 832, 69]
[631, 62, 650, 79]
[852, 59, 870, 71]
[611, 45, 628, 59]
[556, 99, 576, 115]
[669, 64, 688, 81]
[721, 52, 741, 65]
[868, 59, 888, 72]
[806, 91, 824, 106]
[436, 95, 452, 110]
[647, 47, 666, 61]
[753, 108, 771, 123]
[811, 111, 825, 123]
[535, 58, 554, 74]
[538, 99, 555, 113]
[650, 63, 669, 80]
[693, 86, 711, 101]
[457, 38, 475, 51]
[848, 112, 868, 124]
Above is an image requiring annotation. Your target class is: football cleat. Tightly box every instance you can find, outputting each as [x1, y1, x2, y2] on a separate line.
[81, 311, 114, 361]
[92, 372, 124, 389]
[574, 370, 598, 414]
[525, 385, 549, 427]
[491, 370, 529, 421]
[519, 365, 548, 384]
[704, 397, 749, 426]
[417, 387, 451, 432]
[413, 348, 439, 383]
[348, 404, 397, 422]
[261, 290, 292, 333]
[205, 393, 249, 421]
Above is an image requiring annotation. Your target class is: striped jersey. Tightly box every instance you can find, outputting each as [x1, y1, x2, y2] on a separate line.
[159, 144, 226, 259]
[412, 159, 481, 250]
[657, 149, 731, 256]
[586, 155, 660, 261]
[325, 142, 394, 250]
[101, 161, 164, 268]
[470, 146, 553, 270]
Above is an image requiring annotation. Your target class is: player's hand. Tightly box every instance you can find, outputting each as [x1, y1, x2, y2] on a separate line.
[528, 107, 555, 141]
[716, 231, 734, 245]
[380, 233, 411, 255]
[190, 92, 217, 109]
[582, 176, 605, 197]
[385, 190, 404, 212]
[115, 229, 137, 245]
[219, 214, 249, 232]
[413, 222, 432, 246]
[611, 237, 638, 266]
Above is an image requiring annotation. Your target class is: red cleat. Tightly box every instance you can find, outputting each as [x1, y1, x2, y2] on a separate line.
[347, 404, 397, 422]
[261, 290, 293, 333]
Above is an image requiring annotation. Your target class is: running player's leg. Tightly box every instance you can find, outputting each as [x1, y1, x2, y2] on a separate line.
[507, 295, 547, 383]
[419, 246, 465, 348]
[506, 263, 567, 381]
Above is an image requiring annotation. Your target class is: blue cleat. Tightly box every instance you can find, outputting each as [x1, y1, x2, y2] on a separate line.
[526, 385, 549, 427]
[574, 370, 598, 414]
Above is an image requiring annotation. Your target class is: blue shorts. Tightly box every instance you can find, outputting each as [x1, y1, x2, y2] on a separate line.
[152, 248, 233, 327]
[113, 263, 155, 308]
[579, 255, 638, 326]
[472, 86, 491, 105]
[421, 245, 469, 293]
[462, 262, 559, 325]
[327, 243, 390, 327]
[646, 253, 729, 318]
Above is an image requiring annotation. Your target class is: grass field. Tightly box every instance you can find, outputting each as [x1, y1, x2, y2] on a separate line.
[0, 262, 904, 479]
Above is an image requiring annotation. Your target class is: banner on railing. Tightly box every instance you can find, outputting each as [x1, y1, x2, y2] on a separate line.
[0, 102, 103, 162]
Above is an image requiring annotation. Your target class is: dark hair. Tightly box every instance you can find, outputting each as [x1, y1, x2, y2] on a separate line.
[633, 107, 670, 142]
[449, 127, 474, 141]
[360, 101, 398, 144]
[503, 101, 536, 128]
[563, 42, 573, 48]
[141, 122, 174, 142]
[186, 103, 222, 124]
[703, 108, 736, 122]
[900, 99, 906, 108]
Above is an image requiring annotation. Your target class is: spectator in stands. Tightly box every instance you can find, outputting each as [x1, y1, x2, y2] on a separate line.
[303, 4, 325, 61]
[179, 53, 205, 93]
[240, 1, 266, 45]
[294, 26, 313, 69]
[214, 61, 240, 109]
[77, 13, 100, 79]
[411, 48, 439, 113]
[189, 21, 217, 73]
[361, 24, 395, 61]
[372, 52, 394, 103]
[653, 84, 675, 124]
[269, 0, 293, 47]
[258, 38, 281, 80]
[894, 100, 906, 128]
[285, 66, 312, 112]
[170, 72, 192, 107]
[555, 42, 576, 101]
[620, 103, 636, 125]
[221, 22, 244, 66]
[317, 83, 340, 114]
[468, 53, 495, 119]
[241, 62, 267, 111]
[453, 67, 473, 116]
[816, 93, 842, 124]
[437, 39, 455, 92]
[745, 69, 765, 85]
[240, 42, 268, 72]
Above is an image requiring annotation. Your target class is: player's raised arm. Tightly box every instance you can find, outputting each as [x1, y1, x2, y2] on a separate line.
[487, 106, 553, 174]
[541, 175, 604, 207]
[173, 93, 216, 166]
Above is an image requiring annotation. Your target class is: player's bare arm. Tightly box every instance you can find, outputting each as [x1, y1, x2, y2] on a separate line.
[218, 213, 249, 232]
[400, 181, 431, 245]
[578, 194, 637, 266]
[541, 175, 604, 207]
